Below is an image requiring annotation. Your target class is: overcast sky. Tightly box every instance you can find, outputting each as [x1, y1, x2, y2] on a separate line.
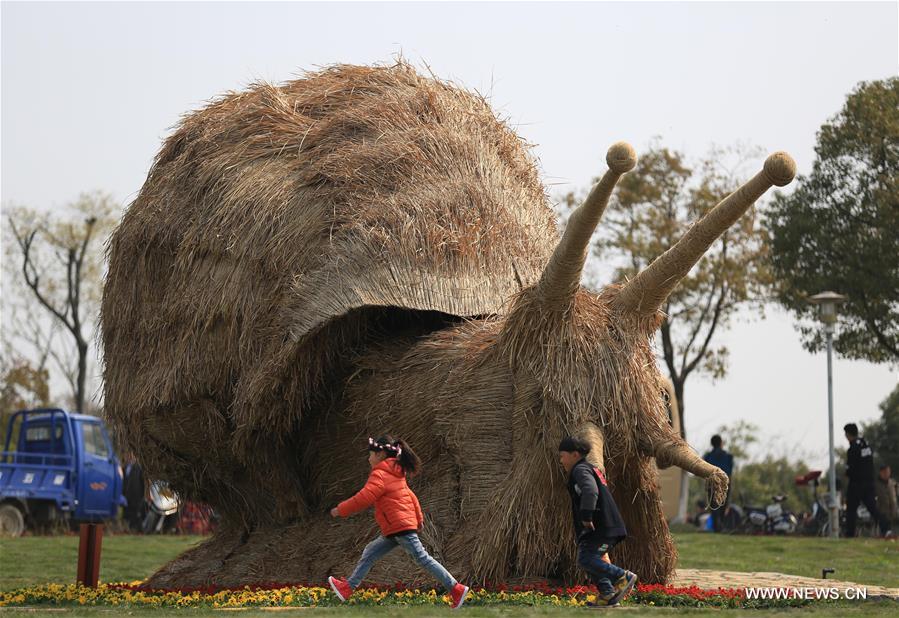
[2, 1, 897, 468]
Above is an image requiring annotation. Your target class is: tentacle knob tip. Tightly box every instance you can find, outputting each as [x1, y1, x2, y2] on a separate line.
[607, 142, 637, 174]
[764, 151, 796, 187]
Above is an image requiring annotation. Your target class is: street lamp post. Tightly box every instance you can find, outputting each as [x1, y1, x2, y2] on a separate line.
[809, 291, 847, 539]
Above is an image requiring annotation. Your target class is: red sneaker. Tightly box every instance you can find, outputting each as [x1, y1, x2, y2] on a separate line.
[328, 576, 352, 602]
[450, 583, 470, 609]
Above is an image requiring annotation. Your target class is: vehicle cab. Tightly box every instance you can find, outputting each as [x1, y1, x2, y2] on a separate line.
[0, 409, 123, 535]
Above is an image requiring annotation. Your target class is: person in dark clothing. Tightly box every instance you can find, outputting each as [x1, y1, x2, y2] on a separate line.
[122, 457, 146, 532]
[843, 423, 892, 537]
[559, 436, 637, 607]
[703, 435, 734, 532]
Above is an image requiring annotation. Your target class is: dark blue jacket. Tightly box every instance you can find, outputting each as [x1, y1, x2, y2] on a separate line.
[567, 459, 627, 540]
[703, 447, 734, 477]
[846, 437, 875, 485]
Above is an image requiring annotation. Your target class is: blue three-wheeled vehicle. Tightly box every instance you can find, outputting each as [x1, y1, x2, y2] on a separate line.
[0, 408, 124, 536]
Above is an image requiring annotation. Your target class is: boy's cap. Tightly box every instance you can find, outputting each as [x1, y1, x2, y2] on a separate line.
[559, 436, 590, 455]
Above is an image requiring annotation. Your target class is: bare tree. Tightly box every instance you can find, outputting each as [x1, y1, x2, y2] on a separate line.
[564, 142, 772, 520]
[4, 193, 116, 412]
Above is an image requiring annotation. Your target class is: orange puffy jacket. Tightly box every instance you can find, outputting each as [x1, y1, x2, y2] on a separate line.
[337, 459, 423, 536]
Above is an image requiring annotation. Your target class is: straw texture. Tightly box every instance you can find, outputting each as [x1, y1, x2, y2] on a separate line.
[102, 61, 557, 524]
[102, 62, 791, 589]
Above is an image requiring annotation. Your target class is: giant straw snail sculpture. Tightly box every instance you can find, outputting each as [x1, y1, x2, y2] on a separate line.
[101, 62, 795, 587]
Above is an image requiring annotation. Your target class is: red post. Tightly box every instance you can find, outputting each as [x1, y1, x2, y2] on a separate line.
[76, 523, 103, 587]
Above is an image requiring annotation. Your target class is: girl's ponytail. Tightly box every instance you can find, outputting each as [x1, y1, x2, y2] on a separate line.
[369, 435, 421, 477]
[394, 438, 420, 477]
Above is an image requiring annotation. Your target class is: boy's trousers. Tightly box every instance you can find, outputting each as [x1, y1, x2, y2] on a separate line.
[576, 535, 626, 596]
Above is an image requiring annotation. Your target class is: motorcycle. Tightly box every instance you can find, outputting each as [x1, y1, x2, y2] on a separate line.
[142, 481, 180, 534]
[795, 470, 831, 536]
[740, 494, 798, 534]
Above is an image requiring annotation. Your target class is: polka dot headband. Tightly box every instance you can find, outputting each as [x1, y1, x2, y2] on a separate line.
[368, 437, 402, 457]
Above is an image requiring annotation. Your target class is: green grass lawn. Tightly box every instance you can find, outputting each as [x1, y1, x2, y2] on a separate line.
[0, 533, 195, 589]
[0, 531, 896, 616]
[2, 531, 896, 591]
[674, 532, 898, 587]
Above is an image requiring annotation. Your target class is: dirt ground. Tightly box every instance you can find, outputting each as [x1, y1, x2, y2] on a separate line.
[674, 569, 899, 598]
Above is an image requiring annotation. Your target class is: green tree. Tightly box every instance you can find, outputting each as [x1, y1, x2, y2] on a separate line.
[864, 384, 899, 473]
[714, 420, 759, 460]
[766, 77, 899, 362]
[822, 446, 848, 502]
[730, 456, 811, 511]
[3, 192, 117, 412]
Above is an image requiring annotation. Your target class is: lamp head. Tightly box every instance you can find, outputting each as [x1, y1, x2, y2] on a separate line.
[808, 291, 847, 325]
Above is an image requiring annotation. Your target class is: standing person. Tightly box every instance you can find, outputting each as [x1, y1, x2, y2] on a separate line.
[703, 435, 734, 532]
[843, 423, 892, 537]
[122, 456, 145, 532]
[875, 465, 899, 528]
[559, 436, 637, 608]
[327, 435, 470, 610]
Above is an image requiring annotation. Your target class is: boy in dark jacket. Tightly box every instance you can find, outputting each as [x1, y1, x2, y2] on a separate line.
[559, 436, 638, 607]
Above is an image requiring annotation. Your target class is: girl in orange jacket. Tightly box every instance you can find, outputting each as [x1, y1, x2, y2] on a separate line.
[328, 435, 470, 609]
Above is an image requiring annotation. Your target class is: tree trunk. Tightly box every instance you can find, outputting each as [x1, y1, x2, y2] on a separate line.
[675, 472, 691, 523]
[673, 379, 690, 522]
[673, 379, 686, 439]
[76, 340, 88, 413]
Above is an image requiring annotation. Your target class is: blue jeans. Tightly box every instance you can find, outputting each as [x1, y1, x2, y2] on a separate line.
[577, 537, 626, 596]
[348, 532, 457, 592]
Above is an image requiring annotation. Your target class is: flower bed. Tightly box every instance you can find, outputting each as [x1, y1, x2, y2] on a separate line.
[0, 581, 809, 609]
